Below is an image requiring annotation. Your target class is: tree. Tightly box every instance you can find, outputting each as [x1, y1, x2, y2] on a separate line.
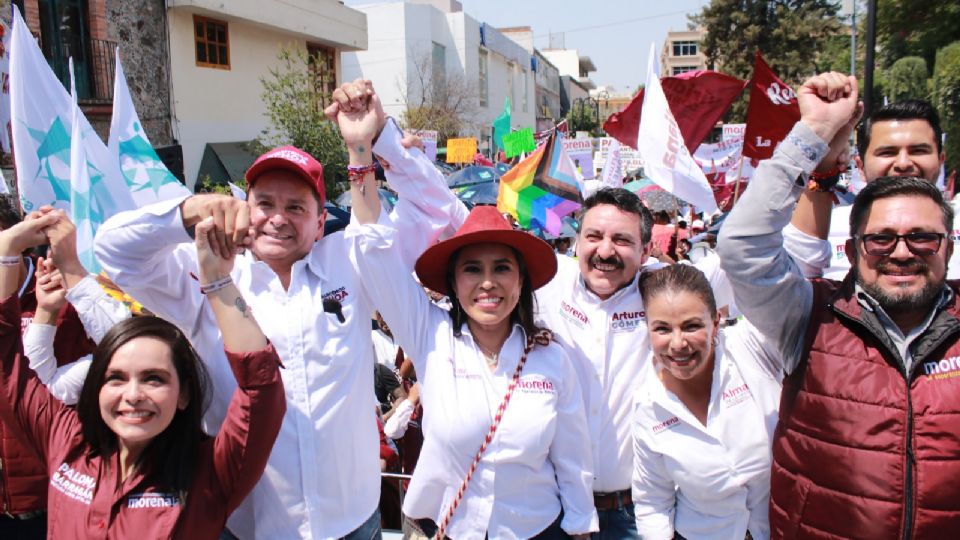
[876, 1, 960, 72]
[933, 42, 960, 175]
[398, 49, 479, 146]
[885, 56, 929, 102]
[691, 0, 843, 121]
[259, 46, 348, 198]
[566, 99, 603, 136]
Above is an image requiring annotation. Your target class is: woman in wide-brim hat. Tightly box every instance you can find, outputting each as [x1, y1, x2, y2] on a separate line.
[348, 205, 597, 539]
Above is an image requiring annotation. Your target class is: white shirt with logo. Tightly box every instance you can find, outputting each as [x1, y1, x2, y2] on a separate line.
[347, 221, 598, 539]
[631, 321, 783, 540]
[783, 199, 960, 280]
[94, 119, 468, 540]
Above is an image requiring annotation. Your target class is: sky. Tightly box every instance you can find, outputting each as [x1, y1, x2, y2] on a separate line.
[343, 0, 711, 94]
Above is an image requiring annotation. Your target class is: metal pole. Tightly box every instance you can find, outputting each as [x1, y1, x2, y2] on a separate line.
[863, 0, 878, 118]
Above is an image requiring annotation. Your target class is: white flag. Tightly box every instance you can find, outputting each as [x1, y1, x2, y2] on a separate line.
[10, 6, 134, 217]
[600, 138, 622, 188]
[694, 137, 743, 174]
[636, 44, 718, 213]
[0, 19, 11, 153]
[108, 49, 190, 206]
[68, 60, 98, 272]
[228, 181, 247, 200]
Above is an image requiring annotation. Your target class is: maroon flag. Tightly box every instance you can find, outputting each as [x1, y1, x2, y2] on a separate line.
[603, 70, 746, 152]
[742, 51, 800, 160]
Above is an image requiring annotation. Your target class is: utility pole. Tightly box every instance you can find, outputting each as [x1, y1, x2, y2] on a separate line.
[850, 1, 857, 76]
[863, 0, 878, 118]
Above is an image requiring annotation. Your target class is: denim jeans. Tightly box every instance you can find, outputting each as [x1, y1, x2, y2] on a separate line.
[220, 508, 382, 540]
[592, 501, 639, 540]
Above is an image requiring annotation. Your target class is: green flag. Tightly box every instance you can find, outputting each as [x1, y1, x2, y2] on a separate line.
[492, 97, 511, 149]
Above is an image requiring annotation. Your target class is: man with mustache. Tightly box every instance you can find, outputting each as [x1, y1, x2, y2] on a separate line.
[533, 188, 653, 539]
[719, 72, 960, 537]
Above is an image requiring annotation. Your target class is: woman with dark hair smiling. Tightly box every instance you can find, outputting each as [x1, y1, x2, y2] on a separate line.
[348, 204, 597, 539]
[632, 265, 782, 540]
[0, 210, 284, 539]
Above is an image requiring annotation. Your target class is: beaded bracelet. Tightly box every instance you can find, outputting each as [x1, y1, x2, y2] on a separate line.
[200, 275, 233, 295]
[0, 255, 21, 267]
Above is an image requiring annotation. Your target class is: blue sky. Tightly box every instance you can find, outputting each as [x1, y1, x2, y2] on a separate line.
[344, 0, 711, 94]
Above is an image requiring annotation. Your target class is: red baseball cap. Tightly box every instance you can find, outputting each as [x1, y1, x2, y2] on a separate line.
[245, 146, 325, 205]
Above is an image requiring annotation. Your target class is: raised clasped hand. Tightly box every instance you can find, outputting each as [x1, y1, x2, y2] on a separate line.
[195, 216, 236, 284]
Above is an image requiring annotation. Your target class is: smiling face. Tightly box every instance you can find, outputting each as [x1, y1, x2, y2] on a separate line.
[248, 171, 326, 271]
[452, 243, 523, 334]
[847, 195, 951, 319]
[576, 204, 646, 299]
[646, 290, 719, 383]
[99, 337, 188, 458]
[862, 119, 944, 182]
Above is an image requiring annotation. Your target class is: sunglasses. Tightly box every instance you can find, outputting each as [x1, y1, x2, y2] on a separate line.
[855, 232, 947, 256]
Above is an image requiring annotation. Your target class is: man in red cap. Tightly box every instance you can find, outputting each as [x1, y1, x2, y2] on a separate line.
[95, 80, 466, 540]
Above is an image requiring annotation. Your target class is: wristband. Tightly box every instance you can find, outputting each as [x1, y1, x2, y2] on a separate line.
[807, 166, 843, 193]
[347, 163, 377, 195]
[200, 275, 232, 295]
[0, 255, 21, 267]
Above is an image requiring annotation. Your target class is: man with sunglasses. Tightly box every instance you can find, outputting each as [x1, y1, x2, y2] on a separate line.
[718, 71, 960, 537]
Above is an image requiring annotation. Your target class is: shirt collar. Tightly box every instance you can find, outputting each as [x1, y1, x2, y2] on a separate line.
[574, 272, 639, 306]
[244, 241, 326, 282]
[854, 282, 953, 338]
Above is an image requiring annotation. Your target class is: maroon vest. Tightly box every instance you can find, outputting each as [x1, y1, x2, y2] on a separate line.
[770, 278, 960, 539]
[0, 268, 96, 514]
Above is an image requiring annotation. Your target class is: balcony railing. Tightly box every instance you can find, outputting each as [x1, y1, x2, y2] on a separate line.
[79, 38, 117, 105]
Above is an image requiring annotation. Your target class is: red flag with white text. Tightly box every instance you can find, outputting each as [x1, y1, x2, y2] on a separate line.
[742, 51, 800, 160]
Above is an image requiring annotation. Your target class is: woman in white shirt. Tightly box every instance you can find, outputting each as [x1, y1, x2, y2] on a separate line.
[631, 264, 782, 540]
[349, 205, 597, 539]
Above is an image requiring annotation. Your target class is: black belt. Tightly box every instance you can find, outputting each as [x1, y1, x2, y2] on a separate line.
[593, 489, 632, 511]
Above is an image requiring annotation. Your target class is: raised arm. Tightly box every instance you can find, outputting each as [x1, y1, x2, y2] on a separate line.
[0, 211, 77, 461]
[717, 73, 858, 374]
[193, 216, 285, 510]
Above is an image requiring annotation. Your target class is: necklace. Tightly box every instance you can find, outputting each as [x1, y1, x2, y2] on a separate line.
[483, 351, 499, 366]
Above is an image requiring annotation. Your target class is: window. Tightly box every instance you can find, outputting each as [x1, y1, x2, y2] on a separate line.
[38, 0, 91, 96]
[308, 43, 337, 108]
[672, 65, 698, 76]
[507, 61, 515, 109]
[431, 41, 446, 85]
[522, 69, 528, 113]
[478, 48, 488, 107]
[194, 15, 229, 69]
[672, 40, 698, 57]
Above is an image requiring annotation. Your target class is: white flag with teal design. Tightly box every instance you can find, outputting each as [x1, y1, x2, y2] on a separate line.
[108, 49, 189, 205]
[10, 6, 134, 271]
[69, 60, 99, 272]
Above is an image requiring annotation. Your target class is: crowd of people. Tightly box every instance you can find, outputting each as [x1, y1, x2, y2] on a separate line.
[0, 67, 956, 540]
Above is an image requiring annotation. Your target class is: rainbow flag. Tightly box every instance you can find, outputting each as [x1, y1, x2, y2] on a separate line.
[497, 131, 582, 235]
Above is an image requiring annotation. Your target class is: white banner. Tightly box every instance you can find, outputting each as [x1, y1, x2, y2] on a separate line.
[637, 44, 717, 213]
[599, 138, 622, 188]
[694, 136, 743, 174]
[722, 123, 745, 141]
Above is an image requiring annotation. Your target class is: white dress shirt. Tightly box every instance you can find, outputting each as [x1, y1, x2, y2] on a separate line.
[631, 322, 782, 540]
[783, 200, 960, 279]
[93, 119, 467, 540]
[347, 222, 599, 539]
[534, 256, 654, 493]
[22, 275, 130, 404]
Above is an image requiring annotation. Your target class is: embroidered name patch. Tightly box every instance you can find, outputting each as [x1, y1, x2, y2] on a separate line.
[127, 493, 182, 509]
[516, 376, 556, 394]
[51, 463, 95, 505]
[558, 300, 589, 328]
[609, 310, 645, 333]
[321, 286, 349, 302]
[923, 356, 960, 380]
[651, 416, 680, 434]
[722, 383, 751, 408]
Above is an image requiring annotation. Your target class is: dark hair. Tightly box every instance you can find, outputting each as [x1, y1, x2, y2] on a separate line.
[859, 99, 943, 158]
[76, 317, 212, 493]
[444, 245, 541, 338]
[849, 176, 953, 237]
[0, 195, 23, 230]
[638, 264, 717, 318]
[581, 188, 653, 245]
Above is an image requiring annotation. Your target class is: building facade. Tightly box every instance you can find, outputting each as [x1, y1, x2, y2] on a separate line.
[342, 0, 535, 155]
[660, 28, 708, 76]
[540, 48, 596, 118]
[5, 0, 367, 188]
[499, 27, 561, 134]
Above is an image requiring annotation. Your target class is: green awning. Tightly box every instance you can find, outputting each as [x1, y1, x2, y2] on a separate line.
[197, 142, 258, 185]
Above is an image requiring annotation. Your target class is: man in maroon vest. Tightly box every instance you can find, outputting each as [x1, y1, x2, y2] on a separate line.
[719, 72, 960, 538]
